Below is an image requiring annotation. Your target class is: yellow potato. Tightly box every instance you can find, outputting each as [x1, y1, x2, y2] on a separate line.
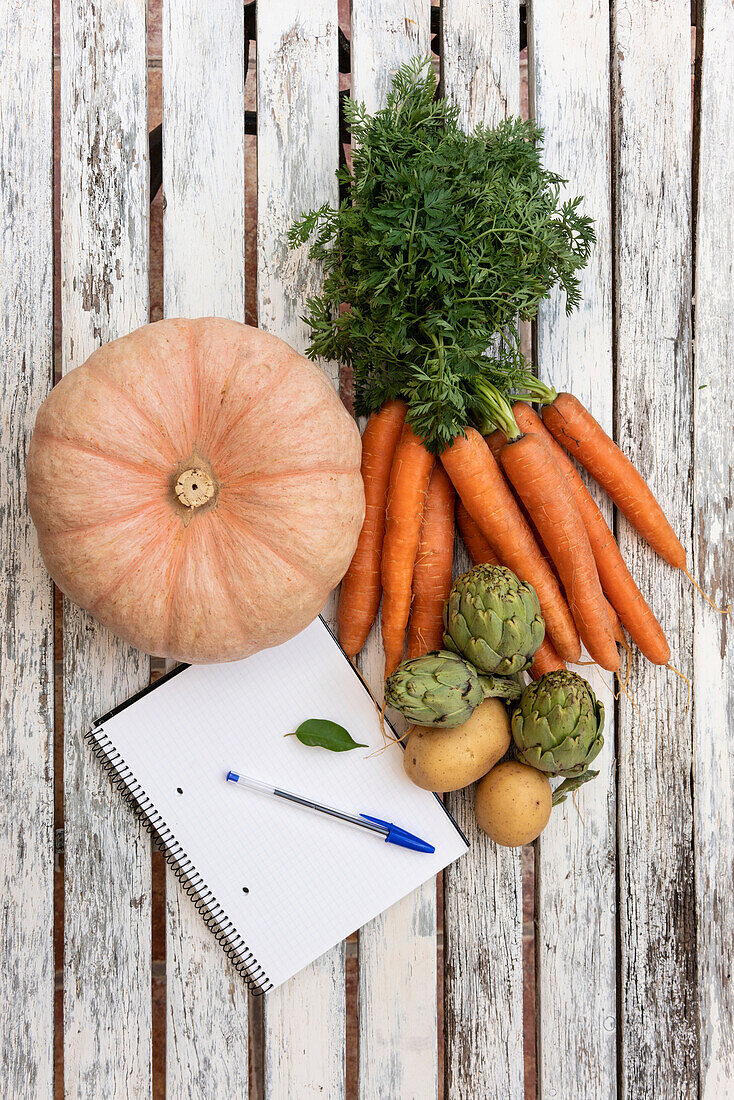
[403, 698, 511, 792]
[474, 760, 552, 847]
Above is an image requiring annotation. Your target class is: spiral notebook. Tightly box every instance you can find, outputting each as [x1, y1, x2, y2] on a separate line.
[88, 617, 469, 993]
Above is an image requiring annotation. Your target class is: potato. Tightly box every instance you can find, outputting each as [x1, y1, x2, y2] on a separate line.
[403, 698, 510, 792]
[474, 760, 552, 847]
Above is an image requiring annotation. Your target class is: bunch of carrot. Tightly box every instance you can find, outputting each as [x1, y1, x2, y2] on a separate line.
[337, 399, 457, 671]
[338, 390, 696, 681]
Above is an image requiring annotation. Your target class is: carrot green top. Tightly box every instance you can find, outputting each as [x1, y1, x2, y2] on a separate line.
[289, 57, 593, 454]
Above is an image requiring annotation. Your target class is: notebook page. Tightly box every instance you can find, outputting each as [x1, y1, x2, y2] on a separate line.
[96, 618, 468, 989]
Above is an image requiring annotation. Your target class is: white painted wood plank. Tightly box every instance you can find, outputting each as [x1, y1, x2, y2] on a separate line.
[0, 3, 54, 1095]
[528, 2, 618, 1096]
[60, 3, 152, 1096]
[162, 3, 249, 1094]
[612, 4, 698, 1096]
[256, 6, 346, 1097]
[442, 0, 519, 130]
[349, 6, 440, 1098]
[693, 1, 734, 1094]
[440, 6, 524, 1098]
[351, 0, 431, 117]
[163, 0, 246, 322]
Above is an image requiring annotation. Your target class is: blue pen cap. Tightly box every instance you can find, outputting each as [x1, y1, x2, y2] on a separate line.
[360, 814, 435, 854]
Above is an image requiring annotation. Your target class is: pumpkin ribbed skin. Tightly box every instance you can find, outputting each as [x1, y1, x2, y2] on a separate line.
[27, 318, 364, 663]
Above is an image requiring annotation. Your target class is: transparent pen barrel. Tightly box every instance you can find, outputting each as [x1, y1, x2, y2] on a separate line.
[227, 771, 275, 796]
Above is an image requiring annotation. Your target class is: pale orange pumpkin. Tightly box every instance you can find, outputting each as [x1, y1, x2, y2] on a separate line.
[27, 318, 364, 663]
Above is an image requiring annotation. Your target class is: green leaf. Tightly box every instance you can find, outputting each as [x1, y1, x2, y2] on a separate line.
[287, 719, 367, 752]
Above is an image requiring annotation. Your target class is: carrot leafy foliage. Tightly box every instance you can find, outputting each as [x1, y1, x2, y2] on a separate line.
[289, 57, 594, 454]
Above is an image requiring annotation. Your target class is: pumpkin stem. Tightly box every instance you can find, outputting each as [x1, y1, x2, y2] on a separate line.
[174, 465, 216, 510]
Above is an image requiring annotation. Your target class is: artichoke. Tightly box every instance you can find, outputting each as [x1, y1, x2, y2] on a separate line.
[385, 650, 485, 728]
[443, 565, 545, 675]
[511, 671, 604, 778]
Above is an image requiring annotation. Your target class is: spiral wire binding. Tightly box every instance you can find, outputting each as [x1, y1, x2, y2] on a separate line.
[86, 724, 273, 994]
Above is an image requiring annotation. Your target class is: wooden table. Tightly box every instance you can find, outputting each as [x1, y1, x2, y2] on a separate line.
[2, 2, 732, 1097]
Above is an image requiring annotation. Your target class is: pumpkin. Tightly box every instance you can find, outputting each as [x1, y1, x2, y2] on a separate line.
[26, 318, 364, 663]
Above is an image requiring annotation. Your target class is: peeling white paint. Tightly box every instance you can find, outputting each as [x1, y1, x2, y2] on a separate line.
[693, 1, 734, 1095]
[613, 3, 699, 1096]
[1, 3, 55, 1095]
[60, 1, 153, 1095]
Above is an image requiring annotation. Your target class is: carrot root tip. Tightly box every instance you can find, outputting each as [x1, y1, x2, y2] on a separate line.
[358, 667, 393, 747]
[683, 567, 732, 616]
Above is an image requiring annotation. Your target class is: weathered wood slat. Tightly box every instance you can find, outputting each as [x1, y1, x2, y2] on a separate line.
[440, 5, 524, 1098]
[162, 3, 249, 1094]
[612, 3, 698, 1096]
[0, 3, 55, 1096]
[442, 0, 518, 130]
[163, 1, 246, 319]
[349, 5, 440, 1098]
[529, 2, 618, 1096]
[352, 0, 430, 115]
[256, 5, 346, 1096]
[60, 2, 152, 1096]
[693, 0, 734, 1093]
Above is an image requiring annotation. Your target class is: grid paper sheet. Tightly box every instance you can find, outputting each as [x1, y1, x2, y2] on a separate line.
[94, 618, 469, 988]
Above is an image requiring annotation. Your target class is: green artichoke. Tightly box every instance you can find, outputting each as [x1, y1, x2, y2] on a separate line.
[511, 671, 604, 777]
[385, 650, 485, 728]
[443, 564, 545, 675]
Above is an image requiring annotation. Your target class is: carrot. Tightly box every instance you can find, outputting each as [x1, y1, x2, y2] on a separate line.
[541, 392, 686, 569]
[455, 501, 499, 566]
[337, 400, 407, 656]
[486, 425, 566, 578]
[529, 638, 567, 679]
[406, 464, 456, 658]
[493, 418, 629, 660]
[493, 422, 621, 653]
[486, 428, 536, 530]
[500, 432, 620, 671]
[382, 421, 435, 676]
[512, 402, 670, 664]
[484, 430, 504, 465]
[606, 599, 626, 647]
[440, 429, 581, 663]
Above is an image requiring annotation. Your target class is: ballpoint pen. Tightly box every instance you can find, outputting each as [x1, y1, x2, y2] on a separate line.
[225, 771, 435, 853]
